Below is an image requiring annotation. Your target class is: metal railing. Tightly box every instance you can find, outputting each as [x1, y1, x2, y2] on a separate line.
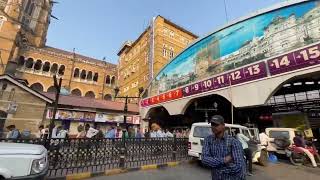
[0, 137, 189, 178]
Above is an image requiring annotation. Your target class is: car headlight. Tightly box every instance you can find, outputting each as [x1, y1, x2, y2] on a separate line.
[31, 157, 47, 174]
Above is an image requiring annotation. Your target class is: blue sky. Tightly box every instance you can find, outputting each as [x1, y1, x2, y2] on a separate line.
[47, 0, 285, 64]
[157, 0, 316, 79]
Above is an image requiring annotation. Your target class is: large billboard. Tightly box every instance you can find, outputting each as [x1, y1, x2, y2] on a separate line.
[145, 0, 320, 103]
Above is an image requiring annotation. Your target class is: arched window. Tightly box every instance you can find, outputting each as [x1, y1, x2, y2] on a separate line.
[25, 58, 34, 69]
[34, 60, 42, 71]
[58, 65, 65, 75]
[30, 83, 44, 92]
[73, 68, 80, 78]
[104, 94, 112, 101]
[87, 71, 93, 81]
[80, 70, 86, 79]
[71, 88, 82, 96]
[8, 88, 15, 101]
[42, 62, 50, 72]
[0, 110, 7, 131]
[50, 63, 58, 74]
[21, 0, 35, 26]
[111, 76, 116, 86]
[105, 75, 111, 84]
[93, 73, 98, 82]
[85, 91, 95, 98]
[47, 86, 56, 93]
[18, 56, 25, 67]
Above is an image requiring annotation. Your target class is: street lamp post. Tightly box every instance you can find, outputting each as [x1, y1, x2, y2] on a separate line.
[113, 86, 144, 168]
[49, 75, 62, 138]
[113, 87, 144, 130]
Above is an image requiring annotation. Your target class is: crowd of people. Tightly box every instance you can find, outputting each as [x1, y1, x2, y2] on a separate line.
[3, 123, 190, 140]
[4, 125, 34, 139]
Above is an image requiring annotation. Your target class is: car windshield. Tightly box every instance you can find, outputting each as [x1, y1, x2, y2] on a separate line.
[193, 126, 212, 138]
[269, 130, 290, 139]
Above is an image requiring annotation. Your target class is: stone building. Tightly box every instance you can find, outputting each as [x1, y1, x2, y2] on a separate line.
[0, 74, 53, 137]
[0, 74, 139, 137]
[117, 16, 198, 102]
[0, 0, 117, 100]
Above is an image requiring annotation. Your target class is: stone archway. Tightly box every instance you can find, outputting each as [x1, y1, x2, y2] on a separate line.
[47, 86, 56, 93]
[104, 94, 112, 101]
[30, 83, 44, 92]
[85, 91, 95, 98]
[71, 88, 82, 97]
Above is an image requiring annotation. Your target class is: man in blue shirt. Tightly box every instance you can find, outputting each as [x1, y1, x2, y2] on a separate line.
[202, 115, 246, 180]
[6, 125, 20, 139]
[105, 126, 116, 138]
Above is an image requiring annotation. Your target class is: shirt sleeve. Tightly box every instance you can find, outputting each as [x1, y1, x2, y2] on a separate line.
[240, 134, 250, 142]
[11, 130, 19, 139]
[51, 128, 58, 138]
[201, 136, 225, 168]
[219, 139, 245, 174]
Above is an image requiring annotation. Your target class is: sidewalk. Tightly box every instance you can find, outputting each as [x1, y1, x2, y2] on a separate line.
[87, 161, 320, 180]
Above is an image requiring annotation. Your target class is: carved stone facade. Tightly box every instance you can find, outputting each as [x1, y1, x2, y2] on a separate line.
[0, 0, 117, 100]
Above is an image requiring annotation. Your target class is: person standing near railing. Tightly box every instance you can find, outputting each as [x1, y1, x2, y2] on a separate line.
[144, 130, 150, 138]
[105, 126, 116, 138]
[38, 125, 49, 139]
[6, 125, 20, 139]
[76, 125, 86, 138]
[235, 129, 252, 176]
[52, 125, 67, 139]
[135, 127, 144, 138]
[164, 129, 174, 138]
[156, 129, 164, 138]
[84, 124, 99, 138]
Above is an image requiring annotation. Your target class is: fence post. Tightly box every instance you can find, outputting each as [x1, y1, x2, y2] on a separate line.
[172, 134, 177, 161]
[119, 133, 126, 168]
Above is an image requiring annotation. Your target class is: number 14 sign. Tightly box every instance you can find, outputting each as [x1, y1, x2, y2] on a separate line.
[268, 43, 320, 75]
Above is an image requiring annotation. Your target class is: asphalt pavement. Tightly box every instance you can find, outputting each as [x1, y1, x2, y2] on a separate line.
[88, 161, 320, 180]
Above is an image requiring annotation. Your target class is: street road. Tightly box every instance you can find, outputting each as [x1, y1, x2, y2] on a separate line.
[88, 161, 320, 180]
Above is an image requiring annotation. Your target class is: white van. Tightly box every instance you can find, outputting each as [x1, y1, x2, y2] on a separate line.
[188, 122, 268, 165]
[0, 142, 48, 179]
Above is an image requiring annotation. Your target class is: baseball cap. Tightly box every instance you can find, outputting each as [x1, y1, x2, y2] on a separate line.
[209, 115, 225, 125]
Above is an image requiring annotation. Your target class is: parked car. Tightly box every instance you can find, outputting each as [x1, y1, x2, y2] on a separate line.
[265, 128, 320, 166]
[188, 122, 268, 166]
[265, 128, 297, 154]
[0, 142, 48, 179]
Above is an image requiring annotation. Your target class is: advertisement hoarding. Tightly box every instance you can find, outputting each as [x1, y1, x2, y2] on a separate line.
[142, 0, 320, 107]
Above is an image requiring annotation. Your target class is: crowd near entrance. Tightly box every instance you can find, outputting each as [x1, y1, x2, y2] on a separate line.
[145, 72, 320, 144]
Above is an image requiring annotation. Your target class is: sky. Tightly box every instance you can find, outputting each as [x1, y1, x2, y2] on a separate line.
[46, 0, 285, 64]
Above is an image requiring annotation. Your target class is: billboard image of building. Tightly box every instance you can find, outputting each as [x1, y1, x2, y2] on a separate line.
[150, 0, 320, 96]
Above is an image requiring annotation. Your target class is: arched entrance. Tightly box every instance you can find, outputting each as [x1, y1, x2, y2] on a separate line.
[183, 94, 237, 125]
[0, 110, 7, 137]
[146, 106, 172, 129]
[263, 71, 320, 135]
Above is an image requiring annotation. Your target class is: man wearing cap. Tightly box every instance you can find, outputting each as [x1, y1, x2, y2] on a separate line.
[6, 125, 20, 139]
[202, 115, 246, 180]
